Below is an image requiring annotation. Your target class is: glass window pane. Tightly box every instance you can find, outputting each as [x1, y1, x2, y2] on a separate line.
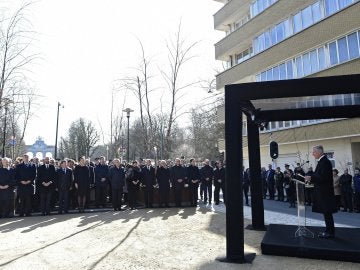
[293, 12, 302, 33]
[256, 74, 261, 82]
[284, 19, 292, 37]
[329, 41, 338, 65]
[338, 0, 353, 9]
[310, 50, 319, 73]
[354, 93, 360, 104]
[273, 66, 279, 80]
[284, 121, 291, 127]
[261, 71, 266, 81]
[312, 1, 323, 23]
[318, 47, 326, 69]
[278, 121, 284, 128]
[276, 22, 285, 42]
[257, 0, 265, 14]
[344, 94, 352, 105]
[279, 63, 286, 80]
[271, 27, 277, 44]
[338, 37, 349, 63]
[303, 53, 311, 76]
[348, 32, 360, 59]
[302, 6, 313, 29]
[325, 0, 338, 16]
[333, 95, 343, 106]
[295, 56, 303, 78]
[265, 31, 271, 48]
[266, 69, 273, 81]
[321, 97, 330, 106]
[286, 60, 293, 79]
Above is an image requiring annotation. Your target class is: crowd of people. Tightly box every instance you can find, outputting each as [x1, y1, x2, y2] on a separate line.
[260, 162, 360, 213]
[0, 155, 226, 218]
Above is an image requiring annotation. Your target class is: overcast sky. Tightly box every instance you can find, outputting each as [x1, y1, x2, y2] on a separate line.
[16, 0, 223, 146]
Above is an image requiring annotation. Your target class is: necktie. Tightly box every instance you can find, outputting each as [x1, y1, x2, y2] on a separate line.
[46, 164, 49, 169]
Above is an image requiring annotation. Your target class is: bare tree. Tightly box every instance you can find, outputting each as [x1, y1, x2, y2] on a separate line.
[161, 20, 200, 155]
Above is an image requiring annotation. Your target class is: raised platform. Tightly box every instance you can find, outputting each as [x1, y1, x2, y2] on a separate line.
[261, 224, 360, 263]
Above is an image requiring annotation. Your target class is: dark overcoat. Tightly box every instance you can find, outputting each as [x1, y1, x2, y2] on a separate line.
[311, 155, 337, 214]
[0, 167, 15, 200]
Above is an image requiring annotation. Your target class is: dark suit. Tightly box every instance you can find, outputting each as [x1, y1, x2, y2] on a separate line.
[16, 162, 36, 216]
[266, 168, 275, 199]
[187, 165, 200, 206]
[108, 166, 125, 210]
[0, 167, 15, 218]
[171, 165, 186, 207]
[200, 165, 214, 204]
[94, 164, 109, 207]
[37, 164, 56, 215]
[56, 167, 73, 213]
[141, 165, 156, 207]
[311, 155, 337, 235]
[156, 166, 171, 207]
[214, 167, 226, 205]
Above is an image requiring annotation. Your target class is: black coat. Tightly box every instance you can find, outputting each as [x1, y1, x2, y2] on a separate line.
[214, 167, 226, 187]
[56, 168, 73, 191]
[126, 166, 141, 190]
[187, 165, 200, 186]
[200, 165, 214, 185]
[141, 166, 156, 187]
[339, 174, 353, 193]
[95, 164, 109, 187]
[16, 162, 36, 195]
[37, 164, 56, 193]
[311, 155, 337, 214]
[74, 165, 91, 196]
[108, 166, 125, 190]
[0, 167, 15, 200]
[171, 165, 186, 186]
[156, 167, 171, 191]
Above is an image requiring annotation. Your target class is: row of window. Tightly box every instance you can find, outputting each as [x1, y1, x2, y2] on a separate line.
[256, 29, 360, 82]
[250, 0, 278, 18]
[253, 0, 358, 54]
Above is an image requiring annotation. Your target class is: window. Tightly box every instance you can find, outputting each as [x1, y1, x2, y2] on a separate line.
[348, 32, 360, 59]
[272, 66, 279, 80]
[265, 31, 271, 48]
[266, 69, 273, 81]
[338, 37, 349, 63]
[310, 50, 319, 73]
[303, 53, 311, 76]
[318, 47, 326, 70]
[276, 22, 285, 42]
[278, 121, 284, 128]
[354, 93, 360, 104]
[329, 41, 338, 65]
[271, 27, 277, 44]
[295, 56, 303, 78]
[339, 0, 353, 9]
[301, 6, 313, 29]
[279, 63, 286, 79]
[286, 60, 293, 79]
[325, 0, 338, 16]
[312, 1, 323, 23]
[344, 94, 352, 105]
[293, 12, 302, 33]
[256, 74, 261, 82]
[260, 72, 266, 81]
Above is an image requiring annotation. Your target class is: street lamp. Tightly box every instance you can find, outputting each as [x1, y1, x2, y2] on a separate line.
[54, 102, 64, 160]
[154, 146, 157, 165]
[123, 107, 134, 163]
[161, 125, 167, 160]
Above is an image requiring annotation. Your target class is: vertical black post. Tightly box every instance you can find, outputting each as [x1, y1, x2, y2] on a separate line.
[126, 115, 130, 162]
[224, 88, 245, 262]
[2, 105, 8, 157]
[247, 116, 265, 230]
[54, 102, 60, 160]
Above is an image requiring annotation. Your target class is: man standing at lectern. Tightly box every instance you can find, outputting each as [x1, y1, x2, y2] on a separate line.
[305, 145, 337, 238]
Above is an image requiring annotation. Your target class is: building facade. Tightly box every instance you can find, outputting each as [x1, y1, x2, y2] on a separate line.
[214, 0, 360, 171]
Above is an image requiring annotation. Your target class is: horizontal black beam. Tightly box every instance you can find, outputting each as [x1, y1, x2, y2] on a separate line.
[226, 74, 360, 101]
[255, 105, 360, 121]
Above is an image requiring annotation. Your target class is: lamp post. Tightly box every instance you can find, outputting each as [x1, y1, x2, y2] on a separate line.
[161, 125, 167, 160]
[54, 102, 64, 160]
[123, 108, 133, 163]
[154, 146, 157, 165]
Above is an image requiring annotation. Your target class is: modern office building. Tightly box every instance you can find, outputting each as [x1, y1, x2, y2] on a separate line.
[214, 0, 360, 171]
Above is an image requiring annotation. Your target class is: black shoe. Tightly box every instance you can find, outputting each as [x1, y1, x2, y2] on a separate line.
[318, 232, 334, 238]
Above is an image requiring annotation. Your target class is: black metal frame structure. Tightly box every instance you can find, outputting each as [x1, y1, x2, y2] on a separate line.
[224, 74, 360, 262]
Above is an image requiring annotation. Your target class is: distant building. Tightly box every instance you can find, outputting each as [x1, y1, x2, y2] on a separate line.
[213, 0, 360, 171]
[26, 137, 55, 159]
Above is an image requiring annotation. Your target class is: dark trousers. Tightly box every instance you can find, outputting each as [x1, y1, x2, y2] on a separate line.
[262, 179, 267, 198]
[159, 188, 169, 207]
[95, 185, 107, 207]
[203, 182, 212, 203]
[112, 188, 122, 209]
[335, 195, 341, 209]
[200, 182, 205, 199]
[214, 183, 225, 204]
[324, 212, 335, 235]
[18, 194, 32, 216]
[0, 199, 11, 218]
[354, 192, 360, 211]
[243, 184, 249, 205]
[128, 188, 138, 209]
[58, 190, 69, 212]
[342, 191, 353, 211]
[276, 185, 284, 201]
[40, 192, 52, 214]
[305, 187, 314, 205]
[189, 184, 199, 206]
[174, 182, 184, 207]
[143, 187, 154, 207]
[267, 181, 275, 199]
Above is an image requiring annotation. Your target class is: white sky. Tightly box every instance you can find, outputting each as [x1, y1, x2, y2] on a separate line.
[19, 0, 224, 146]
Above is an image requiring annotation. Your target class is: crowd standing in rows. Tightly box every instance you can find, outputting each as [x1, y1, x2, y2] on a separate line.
[0, 155, 226, 218]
